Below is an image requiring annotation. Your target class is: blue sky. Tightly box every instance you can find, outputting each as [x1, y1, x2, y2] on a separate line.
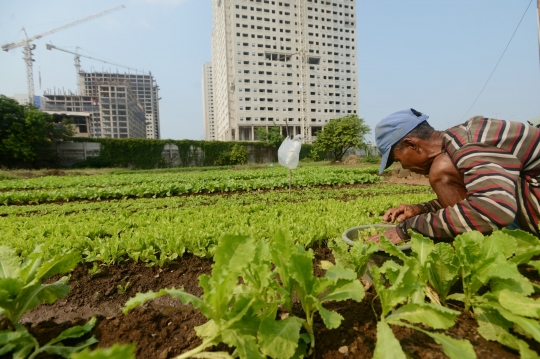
[1, 0, 539, 142]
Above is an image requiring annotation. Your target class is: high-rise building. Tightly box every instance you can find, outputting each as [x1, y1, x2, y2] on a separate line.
[79, 71, 161, 139]
[202, 63, 216, 140]
[209, 0, 358, 142]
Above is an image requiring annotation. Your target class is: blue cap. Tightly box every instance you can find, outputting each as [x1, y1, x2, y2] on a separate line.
[375, 108, 429, 174]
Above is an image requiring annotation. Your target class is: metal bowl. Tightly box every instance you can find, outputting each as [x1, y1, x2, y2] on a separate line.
[342, 224, 412, 251]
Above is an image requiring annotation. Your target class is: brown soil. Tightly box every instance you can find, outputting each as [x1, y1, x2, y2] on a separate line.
[11, 248, 536, 359]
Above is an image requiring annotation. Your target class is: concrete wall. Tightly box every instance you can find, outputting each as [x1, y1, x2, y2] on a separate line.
[50, 142, 101, 167]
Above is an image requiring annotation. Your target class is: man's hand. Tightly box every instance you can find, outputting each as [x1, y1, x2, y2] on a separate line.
[367, 227, 402, 244]
[383, 204, 424, 223]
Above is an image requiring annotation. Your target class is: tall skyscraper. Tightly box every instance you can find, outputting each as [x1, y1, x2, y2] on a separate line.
[209, 0, 358, 142]
[202, 63, 216, 140]
[79, 71, 161, 139]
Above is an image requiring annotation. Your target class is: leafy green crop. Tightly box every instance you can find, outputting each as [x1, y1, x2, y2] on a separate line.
[70, 344, 136, 359]
[369, 236, 476, 359]
[443, 229, 540, 357]
[0, 245, 97, 359]
[0, 184, 434, 265]
[123, 231, 364, 358]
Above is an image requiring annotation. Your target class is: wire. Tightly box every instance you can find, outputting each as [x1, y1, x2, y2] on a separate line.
[459, 0, 534, 122]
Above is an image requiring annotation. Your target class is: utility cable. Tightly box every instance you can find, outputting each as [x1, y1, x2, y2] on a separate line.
[460, 0, 534, 122]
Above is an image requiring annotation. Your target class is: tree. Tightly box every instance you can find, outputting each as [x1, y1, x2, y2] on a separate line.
[255, 125, 284, 161]
[0, 95, 74, 167]
[311, 115, 371, 162]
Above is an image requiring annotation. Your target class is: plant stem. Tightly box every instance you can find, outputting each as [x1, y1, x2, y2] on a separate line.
[176, 339, 214, 359]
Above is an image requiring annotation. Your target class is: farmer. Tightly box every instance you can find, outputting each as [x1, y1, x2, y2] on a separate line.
[369, 108, 540, 243]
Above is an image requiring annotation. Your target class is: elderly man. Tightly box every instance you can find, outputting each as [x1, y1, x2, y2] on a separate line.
[370, 108, 540, 243]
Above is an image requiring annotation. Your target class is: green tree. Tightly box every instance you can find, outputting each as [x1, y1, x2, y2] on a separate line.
[255, 125, 284, 161]
[311, 115, 371, 162]
[0, 95, 74, 167]
[255, 126, 284, 148]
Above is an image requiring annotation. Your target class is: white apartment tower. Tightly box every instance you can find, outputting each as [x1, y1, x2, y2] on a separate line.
[79, 71, 161, 139]
[210, 0, 358, 142]
[202, 63, 216, 140]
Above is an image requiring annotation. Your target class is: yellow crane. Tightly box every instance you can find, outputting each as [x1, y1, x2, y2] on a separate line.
[2, 5, 125, 105]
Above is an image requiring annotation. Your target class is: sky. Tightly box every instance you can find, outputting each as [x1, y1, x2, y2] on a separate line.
[0, 0, 539, 142]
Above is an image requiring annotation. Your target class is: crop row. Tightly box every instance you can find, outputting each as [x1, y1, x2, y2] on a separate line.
[0, 185, 435, 264]
[0, 166, 380, 191]
[0, 167, 382, 205]
[0, 183, 434, 217]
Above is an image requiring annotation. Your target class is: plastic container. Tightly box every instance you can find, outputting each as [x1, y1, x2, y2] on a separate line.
[342, 224, 411, 282]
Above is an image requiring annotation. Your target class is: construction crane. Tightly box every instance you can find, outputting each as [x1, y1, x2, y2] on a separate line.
[1, 5, 125, 105]
[46, 43, 145, 92]
[296, 0, 310, 143]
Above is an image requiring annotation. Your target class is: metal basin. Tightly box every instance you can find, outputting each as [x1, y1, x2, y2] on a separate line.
[342, 224, 412, 251]
[342, 224, 411, 282]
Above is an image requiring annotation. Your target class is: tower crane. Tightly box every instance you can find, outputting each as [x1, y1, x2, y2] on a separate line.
[2, 5, 125, 105]
[45, 43, 145, 93]
[296, 0, 310, 143]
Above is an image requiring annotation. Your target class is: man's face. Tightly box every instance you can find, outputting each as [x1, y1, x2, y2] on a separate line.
[391, 140, 431, 175]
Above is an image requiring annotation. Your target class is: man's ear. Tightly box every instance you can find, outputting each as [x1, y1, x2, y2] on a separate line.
[402, 137, 419, 152]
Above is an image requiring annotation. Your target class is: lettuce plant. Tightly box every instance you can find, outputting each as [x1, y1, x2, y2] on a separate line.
[445, 229, 540, 357]
[123, 231, 365, 358]
[0, 245, 97, 359]
[371, 236, 476, 359]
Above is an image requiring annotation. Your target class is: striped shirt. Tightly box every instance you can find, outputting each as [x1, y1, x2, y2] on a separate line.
[405, 116, 540, 239]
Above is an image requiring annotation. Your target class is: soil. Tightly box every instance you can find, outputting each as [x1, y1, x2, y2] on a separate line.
[11, 248, 537, 359]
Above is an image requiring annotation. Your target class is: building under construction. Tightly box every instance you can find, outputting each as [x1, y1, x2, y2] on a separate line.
[42, 84, 147, 139]
[78, 71, 161, 139]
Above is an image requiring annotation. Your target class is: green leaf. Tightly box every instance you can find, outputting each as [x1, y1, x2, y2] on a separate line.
[324, 265, 357, 281]
[35, 251, 81, 281]
[257, 317, 303, 359]
[122, 288, 209, 317]
[319, 278, 364, 303]
[410, 232, 434, 265]
[386, 303, 460, 330]
[403, 323, 476, 359]
[486, 231, 517, 259]
[490, 277, 534, 296]
[70, 344, 137, 359]
[371, 258, 421, 318]
[373, 321, 406, 359]
[446, 293, 465, 302]
[503, 229, 540, 264]
[529, 260, 540, 272]
[316, 301, 343, 329]
[47, 317, 97, 345]
[474, 305, 512, 342]
[426, 243, 459, 303]
[41, 336, 98, 357]
[499, 310, 540, 342]
[379, 235, 407, 262]
[289, 251, 315, 294]
[222, 331, 264, 359]
[497, 332, 540, 359]
[191, 353, 235, 359]
[0, 246, 21, 279]
[498, 289, 540, 318]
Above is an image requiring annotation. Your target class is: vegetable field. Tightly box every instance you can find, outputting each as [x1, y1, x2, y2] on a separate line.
[1, 165, 539, 359]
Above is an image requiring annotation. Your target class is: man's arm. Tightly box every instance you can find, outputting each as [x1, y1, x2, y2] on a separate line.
[404, 144, 520, 239]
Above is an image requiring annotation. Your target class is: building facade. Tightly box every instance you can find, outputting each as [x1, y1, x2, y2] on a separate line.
[202, 63, 216, 140]
[78, 71, 161, 139]
[42, 86, 147, 139]
[210, 0, 358, 142]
